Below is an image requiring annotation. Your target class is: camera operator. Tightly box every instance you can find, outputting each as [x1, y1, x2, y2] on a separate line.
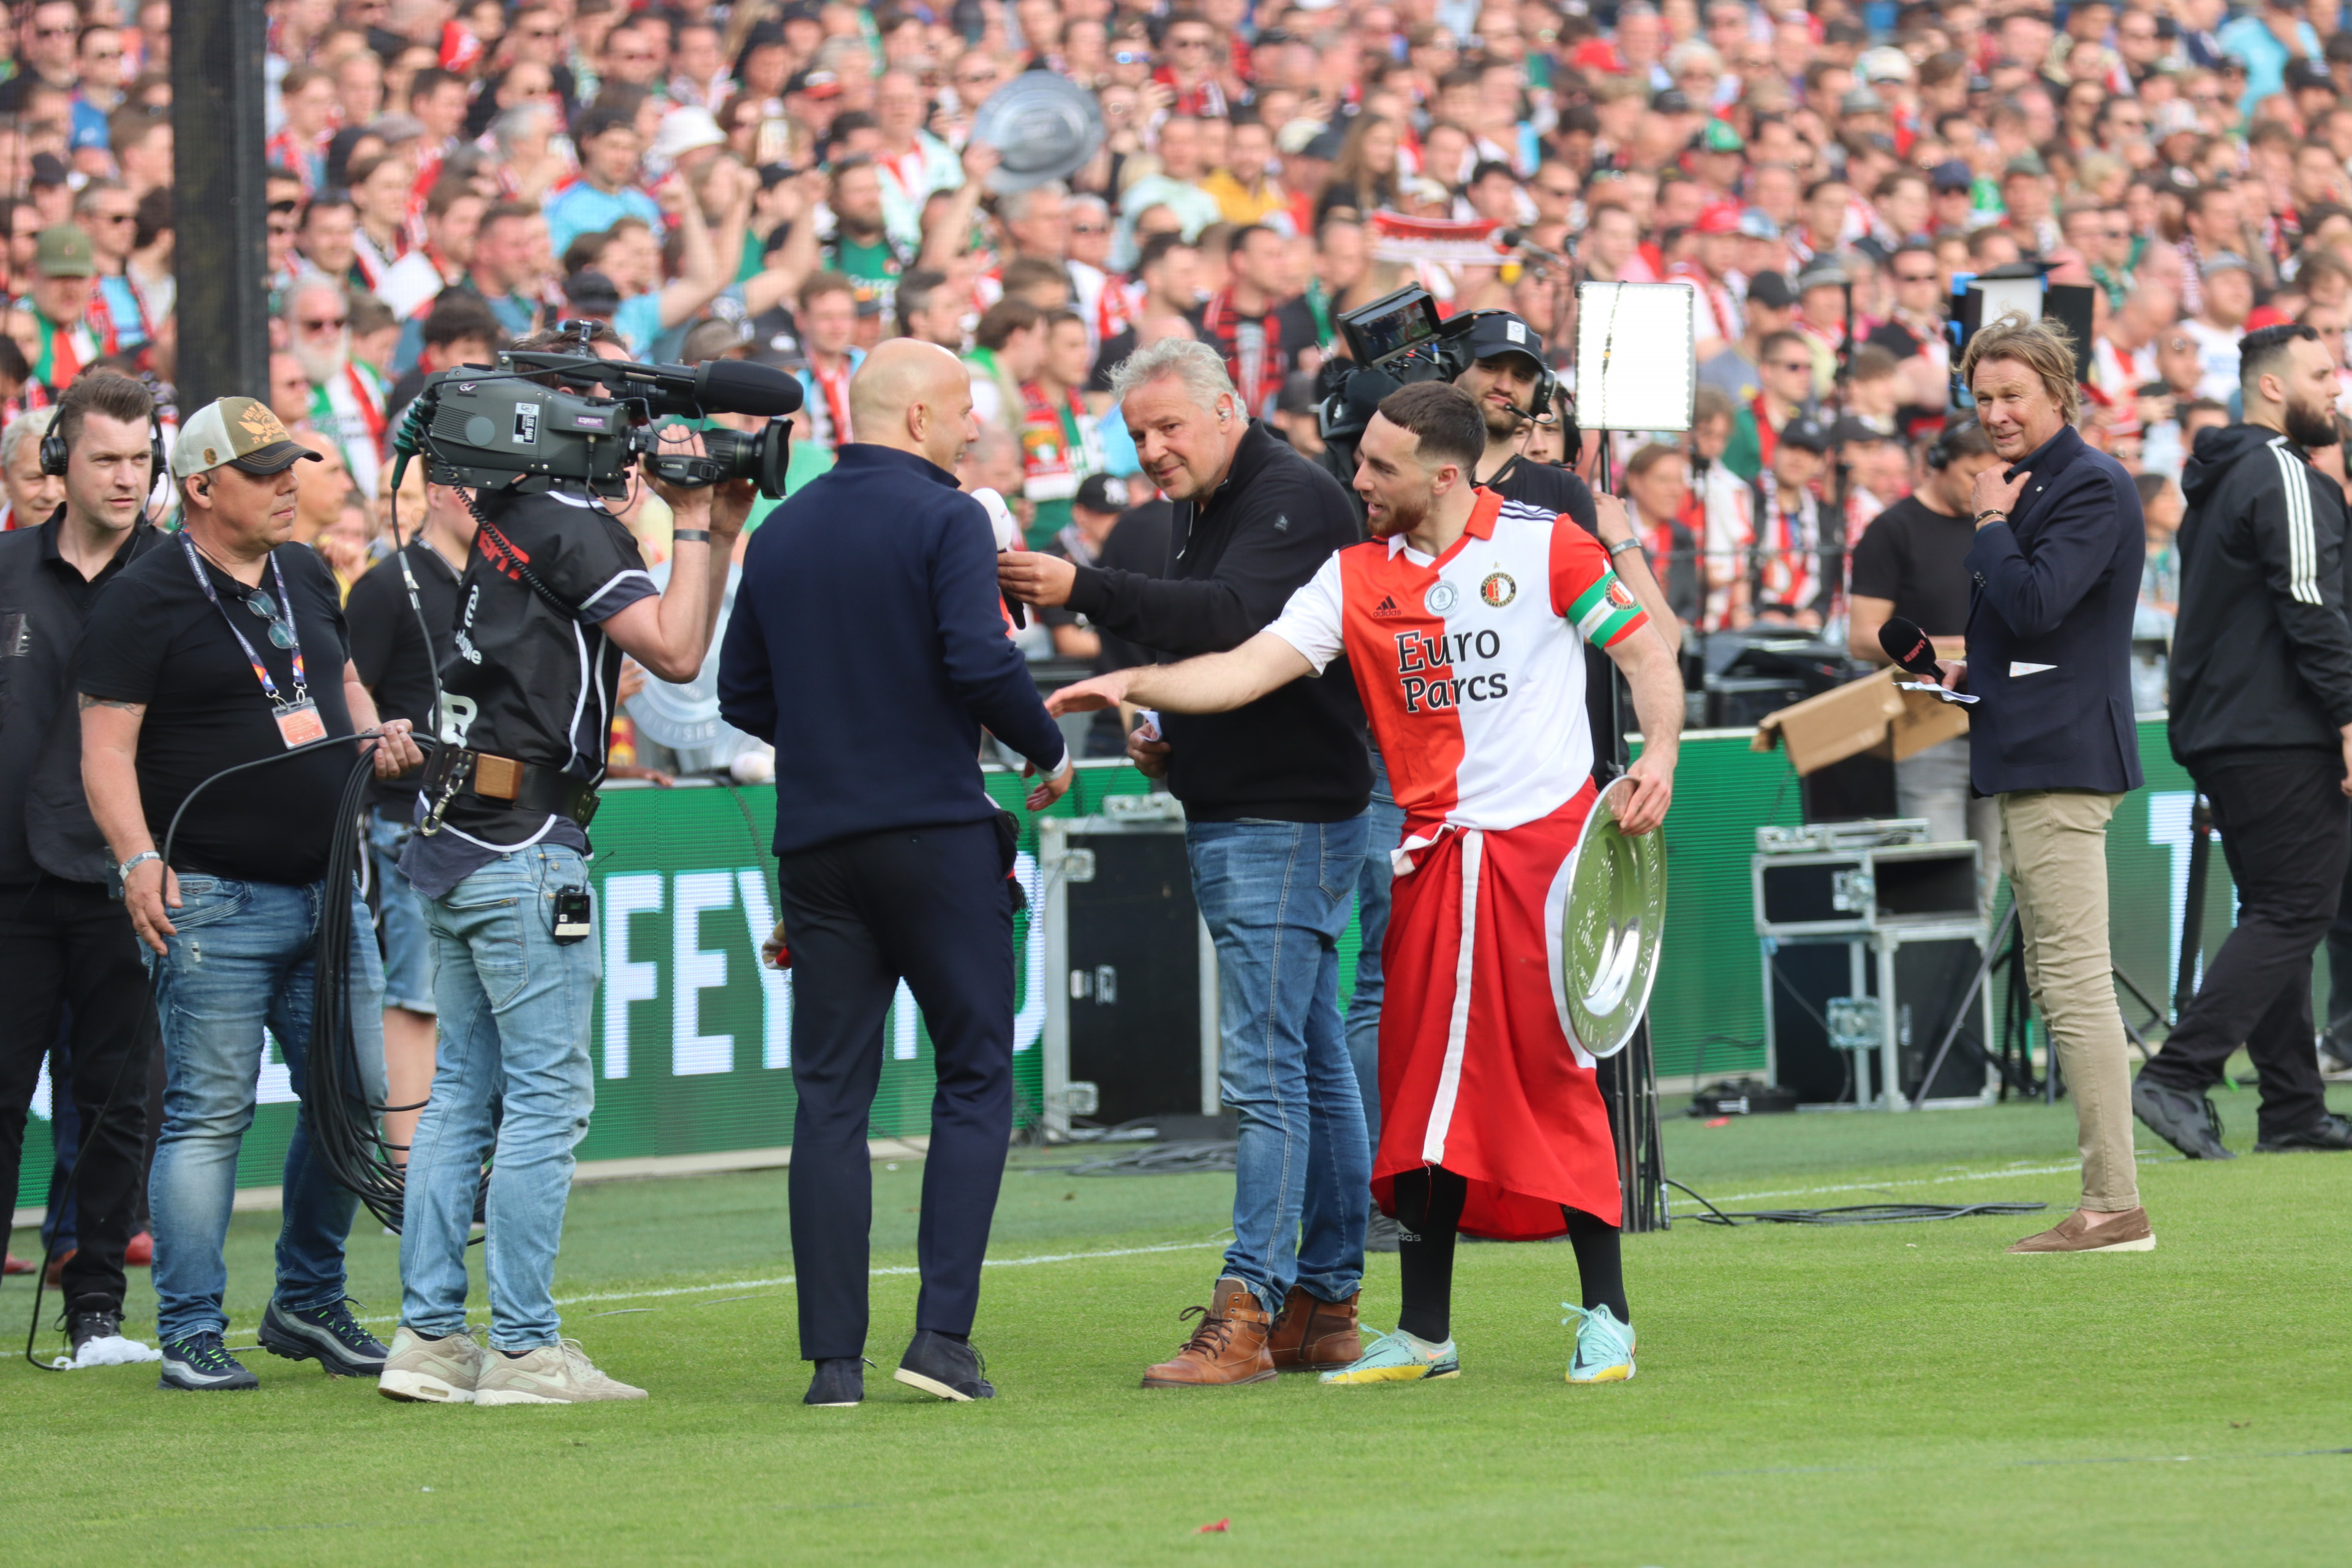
[1450, 314, 1679, 642]
[342, 475, 477, 1167]
[0, 371, 165, 1360]
[380, 325, 752, 1408]
[78, 396, 425, 1391]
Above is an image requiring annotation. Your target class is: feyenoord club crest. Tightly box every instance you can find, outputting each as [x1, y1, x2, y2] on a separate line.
[1480, 570, 1517, 608]
[1554, 777, 1667, 1058]
[1424, 579, 1458, 614]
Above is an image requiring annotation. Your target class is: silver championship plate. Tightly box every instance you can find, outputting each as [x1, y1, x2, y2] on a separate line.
[1558, 776, 1667, 1058]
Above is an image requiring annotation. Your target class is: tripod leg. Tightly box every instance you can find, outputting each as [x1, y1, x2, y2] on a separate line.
[1909, 905, 2018, 1110]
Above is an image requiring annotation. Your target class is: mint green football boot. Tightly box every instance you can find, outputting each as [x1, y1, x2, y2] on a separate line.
[1318, 1328, 1460, 1386]
[1562, 1303, 1636, 1384]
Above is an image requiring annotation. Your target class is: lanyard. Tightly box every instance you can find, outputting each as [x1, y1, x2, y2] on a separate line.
[179, 533, 309, 709]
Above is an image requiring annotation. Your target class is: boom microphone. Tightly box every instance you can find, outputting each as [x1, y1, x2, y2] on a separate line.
[690, 358, 805, 417]
[1878, 615, 1945, 680]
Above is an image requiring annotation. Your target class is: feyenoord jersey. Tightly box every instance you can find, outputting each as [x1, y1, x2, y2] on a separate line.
[1265, 488, 1649, 835]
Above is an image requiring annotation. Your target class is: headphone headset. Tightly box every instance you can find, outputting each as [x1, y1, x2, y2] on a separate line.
[41, 407, 170, 483]
[1924, 418, 1981, 472]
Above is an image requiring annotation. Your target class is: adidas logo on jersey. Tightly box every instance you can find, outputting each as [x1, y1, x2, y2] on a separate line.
[1371, 594, 1404, 617]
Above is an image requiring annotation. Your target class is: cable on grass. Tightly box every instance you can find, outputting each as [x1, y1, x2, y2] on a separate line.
[1664, 1178, 2046, 1226]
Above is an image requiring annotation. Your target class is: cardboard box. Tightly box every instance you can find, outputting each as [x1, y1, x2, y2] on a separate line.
[1751, 666, 1969, 775]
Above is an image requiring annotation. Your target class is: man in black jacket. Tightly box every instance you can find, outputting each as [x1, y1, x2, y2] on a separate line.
[2137, 323, 2352, 1158]
[1000, 336, 1374, 1387]
[0, 371, 163, 1359]
[1946, 317, 2154, 1254]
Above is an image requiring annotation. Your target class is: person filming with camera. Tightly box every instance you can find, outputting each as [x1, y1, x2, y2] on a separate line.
[379, 325, 754, 1407]
[78, 395, 426, 1392]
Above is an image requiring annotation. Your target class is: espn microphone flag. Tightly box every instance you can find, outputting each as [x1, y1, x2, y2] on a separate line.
[1878, 615, 1945, 680]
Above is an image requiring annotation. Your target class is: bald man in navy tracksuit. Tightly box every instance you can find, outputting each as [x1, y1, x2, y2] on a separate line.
[719, 343, 1072, 1407]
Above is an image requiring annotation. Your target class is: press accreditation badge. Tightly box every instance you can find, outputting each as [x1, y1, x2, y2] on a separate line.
[274, 699, 328, 748]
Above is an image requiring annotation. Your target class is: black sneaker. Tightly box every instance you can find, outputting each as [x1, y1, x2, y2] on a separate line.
[804, 1357, 865, 1407]
[2255, 1113, 2352, 1153]
[66, 1304, 124, 1360]
[159, 1332, 259, 1392]
[2132, 1077, 2234, 1159]
[894, 1330, 995, 1402]
[259, 1298, 390, 1377]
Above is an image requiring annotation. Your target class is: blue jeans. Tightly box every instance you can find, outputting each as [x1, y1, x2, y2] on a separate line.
[1343, 753, 1408, 1154]
[401, 844, 598, 1350]
[149, 876, 385, 1343]
[1189, 815, 1371, 1308]
[366, 810, 437, 1014]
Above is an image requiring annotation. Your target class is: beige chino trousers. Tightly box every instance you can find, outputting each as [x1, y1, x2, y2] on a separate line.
[1998, 789, 2141, 1212]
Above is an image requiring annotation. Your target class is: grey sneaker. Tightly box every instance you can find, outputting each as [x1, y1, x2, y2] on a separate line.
[378, 1325, 488, 1404]
[473, 1340, 648, 1405]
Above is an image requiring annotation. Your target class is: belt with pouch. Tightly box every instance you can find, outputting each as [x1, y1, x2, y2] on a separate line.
[418, 745, 600, 835]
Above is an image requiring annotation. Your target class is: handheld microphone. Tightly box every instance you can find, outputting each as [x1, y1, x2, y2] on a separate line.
[1878, 615, 1945, 680]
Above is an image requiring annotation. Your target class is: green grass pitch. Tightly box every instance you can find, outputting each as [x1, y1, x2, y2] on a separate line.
[4, 1092, 2348, 1567]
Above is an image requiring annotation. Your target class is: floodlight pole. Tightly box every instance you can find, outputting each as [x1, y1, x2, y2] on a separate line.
[171, 0, 271, 414]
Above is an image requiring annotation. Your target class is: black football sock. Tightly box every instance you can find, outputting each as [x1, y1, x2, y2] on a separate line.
[1561, 1205, 1629, 1324]
[1392, 1164, 1468, 1344]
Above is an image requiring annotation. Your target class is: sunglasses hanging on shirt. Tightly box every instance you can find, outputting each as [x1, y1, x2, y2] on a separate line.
[241, 589, 298, 649]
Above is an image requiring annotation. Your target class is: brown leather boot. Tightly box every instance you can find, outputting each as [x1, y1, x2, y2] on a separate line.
[1139, 1278, 1278, 1388]
[1266, 1286, 1363, 1372]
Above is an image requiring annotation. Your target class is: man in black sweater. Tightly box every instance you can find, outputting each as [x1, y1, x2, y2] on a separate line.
[2139, 323, 2352, 1158]
[720, 339, 1074, 1407]
[1000, 337, 1374, 1388]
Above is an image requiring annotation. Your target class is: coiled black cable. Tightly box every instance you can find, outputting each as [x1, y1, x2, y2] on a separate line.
[22, 728, 423, 1368]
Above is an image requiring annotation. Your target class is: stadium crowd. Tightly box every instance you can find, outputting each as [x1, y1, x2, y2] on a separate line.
[16, 0, 2352, 1277]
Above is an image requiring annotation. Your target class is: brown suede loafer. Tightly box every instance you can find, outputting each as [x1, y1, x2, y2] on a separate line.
[2006, 1207, 2155, 1253]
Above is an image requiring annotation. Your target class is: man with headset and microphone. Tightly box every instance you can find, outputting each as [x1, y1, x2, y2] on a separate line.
[0, 371, 167, 1363]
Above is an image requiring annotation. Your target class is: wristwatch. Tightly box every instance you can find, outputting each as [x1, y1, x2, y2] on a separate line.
[116, 850, 161, 891]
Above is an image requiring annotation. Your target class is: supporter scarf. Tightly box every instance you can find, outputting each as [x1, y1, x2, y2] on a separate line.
[29, 309, 107, 394]
[1016, 380, 1101, 503]
[1198, 288, 1284, 417]
[1748, 390, 1781, 470]
[808, 356, 854, 450]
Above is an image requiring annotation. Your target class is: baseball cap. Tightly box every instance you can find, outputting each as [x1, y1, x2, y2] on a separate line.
[564, 269, 624, 312]
[2286, 58, 2335, 92]
[2153, 99, 2202, 138]
[1746, 270, 1796, 310]
[786, 68, 842, 99]
[1303, 124, 1348, 162]
[1779, 418, 1831, 454]
[28, 151, 68, 190]
[1858, 45, 1914, 83]
[1464, 311, 1546, 369]
[2200, 251, 2252, 278]
[1074, 473, 1132, 514]
[652, 105, 727, 163]
[1700, 119, 1746, 153]
[1737, 208, 1781, 240]
[1651, 87, 1693, 114]
[1695, 202, 1743, 235]
[1929, 159, 1974, 193]
[1276, 117, 1330, 156]
[1838, 86, 1887, 116]
[36, 225, 94, 278]
[1795, 254, 1850, 292]
[170, 397, 323, 481]
[2004, 151, 2049, 179]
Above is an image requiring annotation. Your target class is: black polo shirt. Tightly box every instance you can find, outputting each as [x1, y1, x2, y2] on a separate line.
[345, 536, 464, 814]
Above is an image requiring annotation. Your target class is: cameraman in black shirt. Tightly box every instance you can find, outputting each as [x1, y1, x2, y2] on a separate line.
[382, 326, 753, 1408]
[80, 397, 425, 1392]
[343, 476, 474, 1167]
[1847, 419, 2002, 895]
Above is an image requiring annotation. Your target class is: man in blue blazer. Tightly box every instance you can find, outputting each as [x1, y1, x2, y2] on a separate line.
[718, 339, 1074, 1406]
[1942, 315, 2154, 1255]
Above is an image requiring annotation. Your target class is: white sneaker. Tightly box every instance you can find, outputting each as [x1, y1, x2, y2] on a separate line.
[378, 1325, 488, 1404]
[473, 1340, 648, 1405]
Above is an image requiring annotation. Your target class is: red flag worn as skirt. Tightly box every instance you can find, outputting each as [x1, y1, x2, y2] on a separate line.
[1370, 782, 1624, 1238]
